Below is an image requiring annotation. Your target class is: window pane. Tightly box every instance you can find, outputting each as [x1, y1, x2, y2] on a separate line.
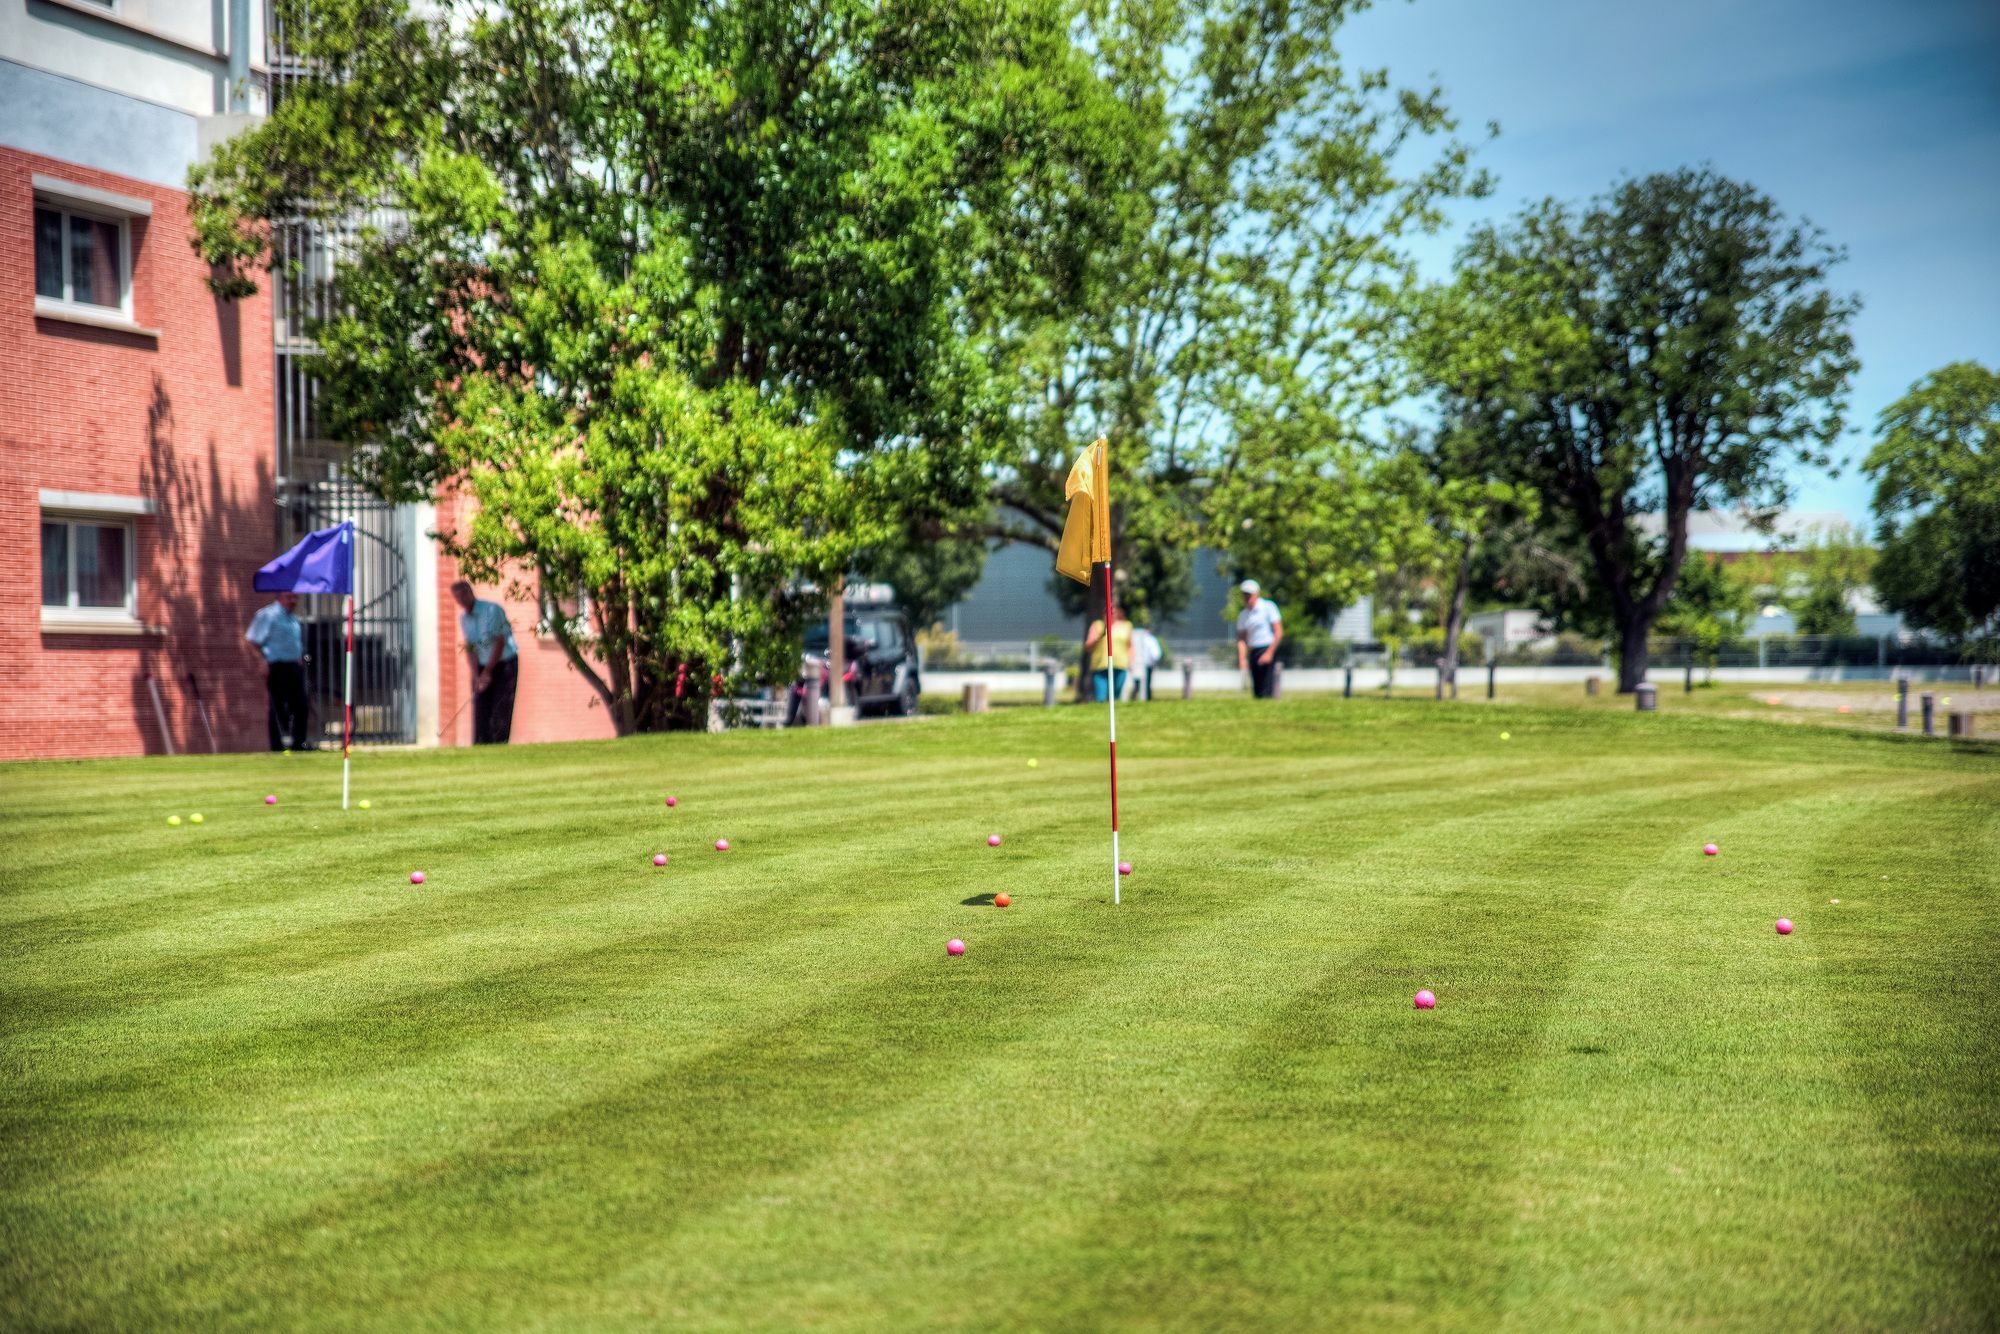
[35, 208, 65, 299]
[41, 523, 69, 607]
[75, 525, 127, 608]
[69, 216, 122, 309]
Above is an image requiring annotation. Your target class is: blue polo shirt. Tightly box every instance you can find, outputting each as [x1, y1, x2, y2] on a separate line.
[460, 599, 518, 668]
[245, 601, 304, 664]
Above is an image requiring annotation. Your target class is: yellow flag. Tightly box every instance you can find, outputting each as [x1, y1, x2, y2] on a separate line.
[1054, 437, 1111, 584]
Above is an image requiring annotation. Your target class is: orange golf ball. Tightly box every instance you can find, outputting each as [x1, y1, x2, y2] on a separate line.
[995, 893, 1011, 908]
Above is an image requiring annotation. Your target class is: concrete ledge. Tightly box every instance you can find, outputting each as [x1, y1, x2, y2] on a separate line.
[921, 664, 1990, 695]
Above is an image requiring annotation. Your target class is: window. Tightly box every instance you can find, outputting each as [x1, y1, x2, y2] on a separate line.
[35, 204, 128, 313]
[41, 519, 135, 616]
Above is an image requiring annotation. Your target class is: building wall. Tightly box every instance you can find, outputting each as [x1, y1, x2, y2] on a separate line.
[0, 146, 275, 760]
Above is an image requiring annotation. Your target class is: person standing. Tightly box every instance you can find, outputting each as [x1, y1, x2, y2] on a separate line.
[244, 591, 309, 750]
[452, 579, 518, 744]
[1084, 597, 1134, 703]
[1128, 620, 1163, 701]
[1235, 579, 1284, 699]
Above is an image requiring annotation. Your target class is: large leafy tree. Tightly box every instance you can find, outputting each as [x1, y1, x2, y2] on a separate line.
[1866, 362, 2000, 648]
[1413, 169, 1860, 691]
[190, 0, 1102, 729]
[979, 0, 1490, 635]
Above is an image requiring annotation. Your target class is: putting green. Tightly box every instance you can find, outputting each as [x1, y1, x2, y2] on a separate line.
[2, 700, 1995, 1329]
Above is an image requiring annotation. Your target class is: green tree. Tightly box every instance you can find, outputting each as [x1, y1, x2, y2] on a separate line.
[980, 0, 1490, 635]
[856, 533, 991, 634]
[1786, 525, 1874, 637]
[191, 0, 1098, 728]
[1657, 552, 1755, 675]
[1413, 169, 1860, 691]
[1866, 362, 2000, 648]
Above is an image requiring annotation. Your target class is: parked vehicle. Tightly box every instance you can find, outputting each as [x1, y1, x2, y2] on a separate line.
[795, 604, 921, 719]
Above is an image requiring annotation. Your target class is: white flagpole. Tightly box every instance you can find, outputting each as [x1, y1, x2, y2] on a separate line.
[1103, 559, 1120, 906]
[341, 523, 354, 811]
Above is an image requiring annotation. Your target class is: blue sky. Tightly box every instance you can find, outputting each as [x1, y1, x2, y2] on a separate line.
[1342, 0, 2000, 526]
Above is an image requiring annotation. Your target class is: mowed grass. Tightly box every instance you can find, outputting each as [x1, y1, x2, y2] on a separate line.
[2, 700, 1997, 1331]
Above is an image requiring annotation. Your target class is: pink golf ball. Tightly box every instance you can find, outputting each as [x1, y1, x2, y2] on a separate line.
[653, 854, 667, 867]
[1117, 861, 1132, 876]
[988, 834, 1002, 847]
[1703, 843, 1719, 857]
[946, 938, 966, 957]
[409, 871, 425, 885]
[263, 794, 277, 805]
[1775, 918, 1794, 935]
[1414, 989, 1436, 1010]
[715, 838, 729, 852]
[665, 796, 677, 808]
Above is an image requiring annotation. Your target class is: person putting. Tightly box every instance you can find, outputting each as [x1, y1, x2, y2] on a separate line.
[245, 590, 309, 750]
[452, 580, 517, 744]
[1235, 579, 1283, 699]
[1085, 594, 1134, 703]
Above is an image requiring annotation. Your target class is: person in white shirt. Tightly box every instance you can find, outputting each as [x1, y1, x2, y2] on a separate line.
[1128, 621, 1164, 700]
[1234, 579, 1283, 698]
[452, 580, 518, 744]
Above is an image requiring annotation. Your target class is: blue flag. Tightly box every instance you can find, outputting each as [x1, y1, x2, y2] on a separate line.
[255, 522, 354, 595]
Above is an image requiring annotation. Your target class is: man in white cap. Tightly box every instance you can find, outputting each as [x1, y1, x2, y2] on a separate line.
[1235, 579, 1283, 699]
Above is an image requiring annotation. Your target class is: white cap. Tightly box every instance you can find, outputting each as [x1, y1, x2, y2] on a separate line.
[1239, 579, 1261, 595]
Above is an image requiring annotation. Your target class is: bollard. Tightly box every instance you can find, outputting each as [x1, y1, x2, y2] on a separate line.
[1921, 692, 1935, 736]
[1896, 677, 1909, 730]
[1586, 676, 1601, 697]
[1042, 662, 1059, 708]
[962, 682, 990, 714]
[1181, 660, 1195, 700]
[1975, 665, 1987, 691]
[1343, 664, 1353, 699]
[1271, 661, 1284, 700]
[1635, 682, 1657, 712]
[1948, 712, 1975, 738]
[1487, 660, 1497, 700]
[1684, 662, 1694, 693]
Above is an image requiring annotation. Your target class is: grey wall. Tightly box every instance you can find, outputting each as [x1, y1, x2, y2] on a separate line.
[0, 58, 198, 186]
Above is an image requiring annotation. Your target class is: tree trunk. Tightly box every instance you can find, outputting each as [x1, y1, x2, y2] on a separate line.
[1617, 614, 1652, 693]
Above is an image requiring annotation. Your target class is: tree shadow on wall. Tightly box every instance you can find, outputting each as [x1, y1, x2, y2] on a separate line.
[133, 373, 275, 754]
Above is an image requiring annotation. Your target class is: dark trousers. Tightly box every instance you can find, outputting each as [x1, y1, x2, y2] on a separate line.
[1248, 650, 1277, 699]
[266, 661, 309, 751]
[473, 656, 517, 745]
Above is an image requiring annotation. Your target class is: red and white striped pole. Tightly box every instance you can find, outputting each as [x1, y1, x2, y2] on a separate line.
[1103, 559, 1120, 905]
[341, 590, 354, 810]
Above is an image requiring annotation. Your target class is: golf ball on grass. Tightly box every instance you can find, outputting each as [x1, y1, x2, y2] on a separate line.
[1027, 759, 1038, 769]
[653, 854, 668, 867]
[1500, 731, 1511, 741]
[995, 893, 1011, 908]
[410, 871, 426, 885]
[1414, 989, 1436, 1010]
[264, 795, 277, 805]
[1118, 861, 1132, 876]
[189, 814, 203, 824]
[988, 834, 1002, 847]
[715, 839, 730, 852]
[167, 815, 181, 827]
[665, 796, 677, 808]
[946, 938, 966, 957]
[1775, 918, 1794, 935]
[358, 799, 371, 810]
[1703, 843, 1719, 857]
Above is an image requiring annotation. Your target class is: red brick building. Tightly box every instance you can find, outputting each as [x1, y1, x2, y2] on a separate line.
[1, 4, 611, 760]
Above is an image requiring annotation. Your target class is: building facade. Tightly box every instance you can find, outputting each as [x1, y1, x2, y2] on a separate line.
[1, 0, 610, 759]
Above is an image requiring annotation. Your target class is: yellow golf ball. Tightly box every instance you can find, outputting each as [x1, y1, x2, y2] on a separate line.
[358, 799, 372, 810]
[1942, 696, 1952, 707]
[167, 815, 181, 827]
[1027, 759, 1039, 769]
[189, 813, 203, 824]
[1500, 731, 1511, 741]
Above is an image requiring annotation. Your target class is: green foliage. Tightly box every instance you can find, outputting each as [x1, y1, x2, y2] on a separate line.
[1658, 553, 1757, 669]
[1785, 526, 1874, 637]
[191, 0, 1094, 728]
[1413, 169, 1860, 690]
[856, 536, 991, 637]
[1866, 362, 2000, 647]
[978, 0, 1490, 626]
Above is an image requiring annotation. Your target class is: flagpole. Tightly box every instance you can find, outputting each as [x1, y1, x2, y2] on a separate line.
[341, 525, 354, 811]
[1104, 557, 1120, 906]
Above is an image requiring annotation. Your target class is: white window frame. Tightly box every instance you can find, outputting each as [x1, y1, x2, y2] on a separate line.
[40, 517, 138, 625]
[31, 176, 157, 338]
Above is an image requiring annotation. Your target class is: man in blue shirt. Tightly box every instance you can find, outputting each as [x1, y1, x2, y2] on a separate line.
[244, 591, 310, 750]
[452, 579, 518, 744]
